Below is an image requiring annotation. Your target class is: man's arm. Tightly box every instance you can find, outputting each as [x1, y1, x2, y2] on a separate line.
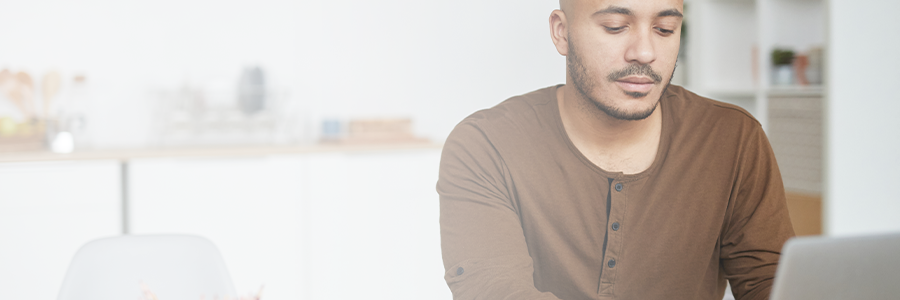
[437, 119, 561, 300]
[720, 123, 795, 300]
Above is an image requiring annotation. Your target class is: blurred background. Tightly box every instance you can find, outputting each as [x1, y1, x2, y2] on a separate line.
[0, 0, 898, 299]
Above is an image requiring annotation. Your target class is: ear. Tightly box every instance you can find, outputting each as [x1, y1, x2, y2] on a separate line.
[549, 9, 569, 56]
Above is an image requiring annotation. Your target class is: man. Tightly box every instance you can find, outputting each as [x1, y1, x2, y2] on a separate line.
[437, 0, 795, 299]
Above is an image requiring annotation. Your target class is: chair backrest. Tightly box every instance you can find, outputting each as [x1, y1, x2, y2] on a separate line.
[57, 234, 237, 300]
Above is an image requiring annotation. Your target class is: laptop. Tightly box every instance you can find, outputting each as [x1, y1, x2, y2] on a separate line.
[770, 232, 900, 300]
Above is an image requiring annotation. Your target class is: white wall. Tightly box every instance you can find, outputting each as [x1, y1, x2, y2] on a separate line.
[826, 0, 900, 236]
[0, 0, 564, 148]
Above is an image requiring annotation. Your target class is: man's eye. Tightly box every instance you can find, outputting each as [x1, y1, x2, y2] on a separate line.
[603, 26, 626, 33]
[656, 27, 675, 35]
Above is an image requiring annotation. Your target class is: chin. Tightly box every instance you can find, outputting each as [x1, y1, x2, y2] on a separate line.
[620, 104, 659, 119]
[592, 96, 660, 121]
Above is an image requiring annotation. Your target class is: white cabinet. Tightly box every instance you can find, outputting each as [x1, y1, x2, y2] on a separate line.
[128, 148, 449, 300]
[0, 161, 122, 300]
[302, 150, 449, 300]
[0, 146, 449, 300]
[129, 155, 307, 299]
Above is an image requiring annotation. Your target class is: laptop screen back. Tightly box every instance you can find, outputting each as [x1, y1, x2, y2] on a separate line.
[770, 232, 900, 300]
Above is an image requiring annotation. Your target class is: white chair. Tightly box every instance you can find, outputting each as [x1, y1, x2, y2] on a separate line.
[57, 234, 237, 300]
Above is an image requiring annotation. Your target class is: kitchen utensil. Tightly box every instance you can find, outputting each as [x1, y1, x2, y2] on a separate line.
[238, 66, 266, 115]
[0, 69, 16, 110]
[1, 71, 36, 119]
[42, 71, 62, 120]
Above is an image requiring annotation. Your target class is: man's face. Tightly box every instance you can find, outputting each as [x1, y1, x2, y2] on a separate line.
[563, 0, 683, 120]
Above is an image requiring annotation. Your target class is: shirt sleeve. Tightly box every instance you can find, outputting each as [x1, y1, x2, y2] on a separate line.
[720, 123, 796, 300]
[437, 119, 562, 300]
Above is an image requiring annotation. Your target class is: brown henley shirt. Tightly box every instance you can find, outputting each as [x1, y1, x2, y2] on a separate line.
[437, 85, 794, 300]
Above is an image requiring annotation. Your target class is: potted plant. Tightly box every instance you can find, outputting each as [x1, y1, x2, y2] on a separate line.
[771, 48, 795, 86]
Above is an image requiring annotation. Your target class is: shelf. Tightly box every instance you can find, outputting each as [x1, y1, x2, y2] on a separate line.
[696, 88, 758, 99]
[0, 142, 443, 164]
[767, 85, 824, 97]
[707, 0, 754, 3]
[688, 86, 824, 99]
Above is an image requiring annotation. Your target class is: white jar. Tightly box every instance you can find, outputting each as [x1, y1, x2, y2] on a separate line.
[773, 65, 794, 86]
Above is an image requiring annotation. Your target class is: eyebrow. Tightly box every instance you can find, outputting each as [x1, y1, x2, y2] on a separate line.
[592, 6, 684, 18]
[657, 9, 684, 18]
[593, 6, 633, 17]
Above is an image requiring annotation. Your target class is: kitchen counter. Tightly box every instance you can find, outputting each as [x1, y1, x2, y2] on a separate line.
[0, 142, 443, 163]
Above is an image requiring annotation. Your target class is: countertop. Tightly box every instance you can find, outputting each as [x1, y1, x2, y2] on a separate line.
[0, 142, 443, 163]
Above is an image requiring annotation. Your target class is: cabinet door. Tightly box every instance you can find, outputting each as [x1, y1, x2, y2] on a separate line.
[130, 155, 307, 299]
[304, 149, 448, 300]
[129, 148, 450, 300]
[0, 160, 121, 300]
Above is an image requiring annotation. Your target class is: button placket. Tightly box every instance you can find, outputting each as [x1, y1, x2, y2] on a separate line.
[599, 180, 630, 296]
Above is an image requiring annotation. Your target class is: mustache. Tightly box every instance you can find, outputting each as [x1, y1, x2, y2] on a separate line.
[606, 64, 663, 83]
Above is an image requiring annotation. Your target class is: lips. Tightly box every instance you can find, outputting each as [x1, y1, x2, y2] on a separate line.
[615, 76, 655, 94]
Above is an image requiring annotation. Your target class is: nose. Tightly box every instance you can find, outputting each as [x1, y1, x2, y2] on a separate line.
[624, 28, 657, 65]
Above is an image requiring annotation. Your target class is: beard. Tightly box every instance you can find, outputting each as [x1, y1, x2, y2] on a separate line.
[567, 38, 675, 121]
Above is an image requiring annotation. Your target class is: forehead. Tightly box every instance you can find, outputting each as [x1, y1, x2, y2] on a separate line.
[566, 0, 683, 18]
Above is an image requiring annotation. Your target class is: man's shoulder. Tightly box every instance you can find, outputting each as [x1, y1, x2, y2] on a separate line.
[450, 85, 560, 141]
[666, 85, 762, 131]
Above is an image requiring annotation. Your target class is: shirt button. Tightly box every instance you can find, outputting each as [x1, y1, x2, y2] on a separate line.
[615, 183, 623, 191]
[456, 267, 464, 275]
[612, 222, 620, 231]
[608, 259, 616, 268]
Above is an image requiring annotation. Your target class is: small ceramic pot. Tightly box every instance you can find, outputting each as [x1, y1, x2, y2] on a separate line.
[773, 65, 794, 86]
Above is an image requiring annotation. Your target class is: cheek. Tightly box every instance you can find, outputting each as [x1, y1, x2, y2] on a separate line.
[582, 45, 623, 78]
[662, 57, 679, 78]
[659, 40, 682, 62]
[653, 43, 680, 74]
[575, 33, 622, 62]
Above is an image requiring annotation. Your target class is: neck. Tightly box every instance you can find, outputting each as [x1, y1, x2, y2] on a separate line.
[558, 85, 662, 148]
[557, 84, 663, 174]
